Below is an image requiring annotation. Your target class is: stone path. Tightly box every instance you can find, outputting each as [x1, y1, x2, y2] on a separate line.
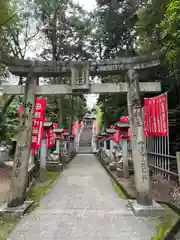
[9, 154, 156, 240]
[78, 125, 93, 154]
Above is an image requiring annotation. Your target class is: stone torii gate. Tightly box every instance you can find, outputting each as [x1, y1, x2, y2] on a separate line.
[2, 53, 162, 215]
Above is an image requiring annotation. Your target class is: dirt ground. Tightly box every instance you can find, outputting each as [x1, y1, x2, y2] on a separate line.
[111, 168, 180, 208]
[151, 174, 180, 207]
[0, 163, 12, 205]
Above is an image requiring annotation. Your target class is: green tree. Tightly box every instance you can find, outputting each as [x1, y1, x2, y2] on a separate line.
[95, 0, 137, 128]
[34, 0, 91, 129]
[0, 0, 15, 29]
[135, 0, 170, 54]
[0, 0, 41, 141]
[161, 0, 180, 71]
[135, 0, 180, 153]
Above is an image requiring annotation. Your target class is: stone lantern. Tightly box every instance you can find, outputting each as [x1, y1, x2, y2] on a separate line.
[105, 128, 117, 161]
[62, 130, 70, 163]
[100, 132, 110, 150]
[53, 128, 64, 161]
[115, 119, 130, 178]
[96, 134, 103, 150]
[69, 134, 76, 157]
[40, 121, 53, 181]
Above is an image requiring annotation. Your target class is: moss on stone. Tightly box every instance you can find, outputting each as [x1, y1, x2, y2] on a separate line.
[112, 181, 127, 200]
[28, 171, 59, 203]
[0, 217, 18, 240]
[152, 204, 180, 240]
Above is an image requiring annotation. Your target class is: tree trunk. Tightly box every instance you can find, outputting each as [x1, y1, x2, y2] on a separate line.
[7, 75, 37, 208]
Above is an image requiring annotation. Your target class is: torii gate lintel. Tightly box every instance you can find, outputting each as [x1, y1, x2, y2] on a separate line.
[2, 54, 162, 95]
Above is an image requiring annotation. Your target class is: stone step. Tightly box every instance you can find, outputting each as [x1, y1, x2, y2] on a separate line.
[79, 143, 92, 146]
[77, 152, 94, 154]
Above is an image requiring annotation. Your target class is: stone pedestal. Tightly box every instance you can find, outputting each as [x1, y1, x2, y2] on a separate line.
[0, 201, 34, 217]
[109, 162, 117, 171]
[46, 163, 63, 172]
[116, 168, 124, 177]
[40, 139, 47, 182]
[128, 200, 165, 217]
[116, 161, 122, 168]
[104, 157, 110, 165]
[122, 138, 129, 178]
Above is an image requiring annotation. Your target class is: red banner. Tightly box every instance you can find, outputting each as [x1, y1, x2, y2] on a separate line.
[113, 130, 121, 143]
[127, 128, 131, 141]
[31, 98, 47, 149]
[46, 123, 58, 148]
[95, 120, 99, 136]
[144, 93, 168, 136]
[47, 129, 55, 148]
[19, 99, 47, 150]
[18, 104, 23, 118]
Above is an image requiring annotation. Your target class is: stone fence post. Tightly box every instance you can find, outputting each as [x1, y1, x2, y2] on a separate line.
[176, 152, 180, 185]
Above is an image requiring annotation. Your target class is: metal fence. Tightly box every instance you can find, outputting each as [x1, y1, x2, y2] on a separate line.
[127, 136, 179, 182]
[146, 136, 178, 181]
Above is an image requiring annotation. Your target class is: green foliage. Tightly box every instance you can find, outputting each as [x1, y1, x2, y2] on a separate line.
[134, 0, 180, 154]
[161, 0, 180, 69]
[0, 0, 15, 29]
[96, 105, 104, 133]
[29, 171, 59, 203]
[152, 204, 179, 240]
[95, 0, 135, 58]
[0, 0, 89, 141]
[112, 182, 127, 200]
[2, 0, 39, 59]
[95, 0, 136, 126]
[32, 0, 90, 129]
[0, 217, 18, 240]
[3, 97, 21, 141]
[35, 0, 94, 61]
[136, 0, 170, 54]
[0, 0, 40, 141]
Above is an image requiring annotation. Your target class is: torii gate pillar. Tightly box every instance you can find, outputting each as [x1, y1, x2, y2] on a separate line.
[127, 69, 164, 217]
[7, 74, 38, 208]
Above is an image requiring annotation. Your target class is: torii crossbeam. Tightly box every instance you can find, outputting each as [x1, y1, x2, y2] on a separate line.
[2, 53, 161, 95]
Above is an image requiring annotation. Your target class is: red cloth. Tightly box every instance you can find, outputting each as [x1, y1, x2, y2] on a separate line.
[104, 130, 122, 143]
[120, 116, 129, 122]
[72, 120, 79, 136]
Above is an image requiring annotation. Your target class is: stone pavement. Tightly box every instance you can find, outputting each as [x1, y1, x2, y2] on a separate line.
[9, 154, 157, 240]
